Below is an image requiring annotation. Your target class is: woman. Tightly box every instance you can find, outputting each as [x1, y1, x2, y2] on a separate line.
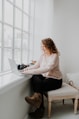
[22, 38, 62, 118]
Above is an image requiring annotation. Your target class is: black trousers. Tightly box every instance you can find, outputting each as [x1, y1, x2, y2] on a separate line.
[30, 74, 62, 93]
[30, 74, 62, 108]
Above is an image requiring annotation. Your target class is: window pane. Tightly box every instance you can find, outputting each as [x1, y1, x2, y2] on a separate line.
[29, 36, 34, 63]
[0, 48, 1, 72]
[14, 29, 21, 48]
[22, 49, 28, 64]
[3, 48, 12, 71]
[24, 0, 29, 14]
[14, 49, 21, 64]
[4, 0, 13, 25]
[4, 25, 13, 47]
[23, 32, 28, 39]
[23, 33, 28, 49]
[22, 34, 28, 64]
[23, 15, 29, 32]
[0, 23, 2, 47]
[15, 8, 22, 29]
[8, 0, 13, 3]
[15, 0, 22, 9]
[0, 0, 2, 21]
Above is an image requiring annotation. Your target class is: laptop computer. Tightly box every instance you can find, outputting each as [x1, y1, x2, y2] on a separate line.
[8, 58, 24, 76]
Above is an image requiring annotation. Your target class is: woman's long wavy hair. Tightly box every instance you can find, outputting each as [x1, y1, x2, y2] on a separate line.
[42, 38, 58, 54]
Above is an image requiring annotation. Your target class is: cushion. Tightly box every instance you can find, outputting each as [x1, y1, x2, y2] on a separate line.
[67, 72, 79, 89]
[48, 83, 78, 101]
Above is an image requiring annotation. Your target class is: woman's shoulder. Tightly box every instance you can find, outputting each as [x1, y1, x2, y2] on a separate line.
[51, 51, 60, 56]
[51, 53, 58, 57]
[50, 53, 60, 60]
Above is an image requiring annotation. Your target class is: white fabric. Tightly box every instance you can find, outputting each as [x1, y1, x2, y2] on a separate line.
[48, 83, 78, 98]
[23, 53, 62, 79]
[67, 72, 79, 89]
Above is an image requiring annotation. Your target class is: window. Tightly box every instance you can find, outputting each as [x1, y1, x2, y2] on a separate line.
[24, 0, 30, 14]
[0, 0, 35, 73]
[15, 0, 22, 9]
[3, 25, 13, 71]
[0, 0, 2, 21]
[15, 8, 22, 29]
[22, 32, 29, 64]
[23, 14, 29, 32]
[4, 0, 13, 25]
[0, 23, 2, 47]
[14, 29, 21, 63]
[4, 25, 13, 48]
[0, 23, 2, 72]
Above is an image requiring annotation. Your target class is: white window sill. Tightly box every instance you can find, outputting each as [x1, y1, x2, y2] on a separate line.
[0, 72, 32, 95]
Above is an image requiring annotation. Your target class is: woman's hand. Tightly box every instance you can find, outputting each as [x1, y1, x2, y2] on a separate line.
[20, 68, 28, 74]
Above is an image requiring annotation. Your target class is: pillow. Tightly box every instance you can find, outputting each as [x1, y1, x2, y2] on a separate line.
[67, 72, 79, 90]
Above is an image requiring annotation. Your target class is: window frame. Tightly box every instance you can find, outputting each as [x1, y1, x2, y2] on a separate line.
[0, 0, 35, 74]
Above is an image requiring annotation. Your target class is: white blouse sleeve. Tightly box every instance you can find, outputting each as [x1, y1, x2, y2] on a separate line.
[26, 55, 43, 70]
[25, 54, 58, 74]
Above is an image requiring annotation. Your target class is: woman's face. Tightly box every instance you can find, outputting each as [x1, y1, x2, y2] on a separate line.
[41, 43, 49, 54]
[41, 43, 46, 51]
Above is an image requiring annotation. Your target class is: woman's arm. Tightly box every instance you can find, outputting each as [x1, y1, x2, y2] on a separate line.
[24, 55, 43, 70]
[22, 54, 58, 74]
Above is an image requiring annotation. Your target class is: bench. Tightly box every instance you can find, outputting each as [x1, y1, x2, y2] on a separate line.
[47, 83, 79, 118]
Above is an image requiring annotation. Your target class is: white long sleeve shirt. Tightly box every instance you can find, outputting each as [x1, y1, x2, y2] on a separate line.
[25, 53, 62, 79]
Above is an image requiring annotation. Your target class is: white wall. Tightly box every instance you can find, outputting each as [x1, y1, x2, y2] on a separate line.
[0, 80, 30, 119]
[53, 0, 79, 80]
[33, 0, 54, 60]
[34, 0, 79, 81]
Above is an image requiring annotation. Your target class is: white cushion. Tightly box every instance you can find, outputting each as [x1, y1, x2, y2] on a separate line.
[48, 83, 78, 100]
[67, 72, 79, 89]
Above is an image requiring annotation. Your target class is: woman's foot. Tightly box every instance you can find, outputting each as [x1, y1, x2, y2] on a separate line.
[25, 93, 42, 108]
[29, 107, 45, 118]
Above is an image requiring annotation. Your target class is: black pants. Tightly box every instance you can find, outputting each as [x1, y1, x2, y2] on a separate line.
[30, 74, 62, 93]
[30, 74, 62, 108]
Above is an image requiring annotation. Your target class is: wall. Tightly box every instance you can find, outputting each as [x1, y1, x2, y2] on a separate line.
[0, 80, 30, 119]
[34, 0, 79, 81]
[53, 0, 79, 80]
[33, 0, 54, 60]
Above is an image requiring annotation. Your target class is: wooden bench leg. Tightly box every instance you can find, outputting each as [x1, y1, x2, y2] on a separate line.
[74, 98, 78, 114]
[48, 101, 51, 118]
